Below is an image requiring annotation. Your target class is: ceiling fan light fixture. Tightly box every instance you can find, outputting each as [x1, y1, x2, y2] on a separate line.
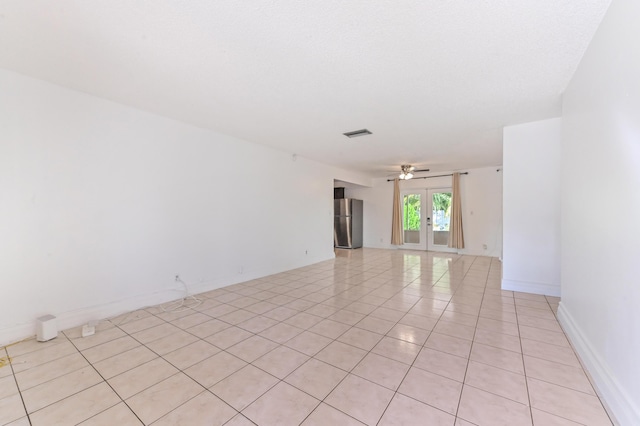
[399, 164, 415, 180]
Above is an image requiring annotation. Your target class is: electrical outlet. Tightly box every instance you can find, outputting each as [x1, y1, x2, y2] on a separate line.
[483, 244, 488, 250]
[239, 266, 244, 274]
[305, 250, 308, 255]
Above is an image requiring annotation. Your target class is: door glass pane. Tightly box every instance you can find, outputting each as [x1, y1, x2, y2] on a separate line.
[432, 192, 451, 246]
[403, 194, 421, 244]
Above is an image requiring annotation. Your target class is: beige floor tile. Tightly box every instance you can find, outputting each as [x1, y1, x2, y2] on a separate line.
[185, 318, 230, 339]
[434, 321, 476, 341]
[284, 312, 324, 330]
[163, 340, 221, 370]
[476, 317, 520, 337]
[470, 342, 524, 374]
[108, 357, 178, 399]
[210, 364, 278, 410]
[184, 351, 247, 388]
[29, 382, 120, 426]
[226, 335, 279, 363]
[14, 352, 89, 391]
[521, 338, 581, 368]
[354, 316, 396, 335]
[80, 336, 140, 364]
[219, 309, 257, 325]
[92, 345, 157, 379]
[527, 378, 612, 425]
[0, 375, 18, 399]
[0, 394, 26, 425]
[455, 418, 478, 426]
[308, 319, 351, 339]
[244, 301, 279, 315]
[447, 303, 481, 316]
[315, 341, 367, 371]
[413, 347, 469, 382]
[531, 408, 583, 425]
[225, 414, 255, 426]
[69, 326, 128, 351]
[259, 322, 304, 344]
[145, 329, 199, 355]
[352, 352, 409, 390]
[325, 374, 394, 425]
[370, 307, 406, 322]
[480, 307, 518, 323]
[473, 327, 522, 353]
[458, 385, 532, 426]
[125, 373, 204, 425]
[22, 365, 102, 413]
[518, 325, 570, 347]
[285, 358, 347, 400]
[243, 381, 320, 426]
[131, 323, 181, 345]
[6, 336, 69, 358]
[118, 315, 165, 334]
[371, 336, 421, 365]
[465, 360, 529, 405]
[338, 327, 384, 351]
[168, 312, 211, 329]
[397, 313, 438, 331]
[228, 296, 261, 309]
[302, 402, 366, 425]
[425, 332, 473, 358]
[328, 309, 366, 325]
[79, 402, 142, 425]
[516, 314, 562, 333]
[345, 302, 377, 315]
[253, 345, 309, 379]
[205, 326, 253, 349]
[398, 367, 463, 415]
[236, 315, 279, 334]
[10, 340, 78, 373]
[379, 393, 456, 426]
[304, 304, 340, 318]
[386, 323, 430, 345]
[262, 306, 298, 321]
[153, 391, 236, 426]
[284, 331, 333, 356]
[524, 355, 595, 395]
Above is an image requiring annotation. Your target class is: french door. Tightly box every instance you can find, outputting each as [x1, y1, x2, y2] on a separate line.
[401, 188, 455, 252]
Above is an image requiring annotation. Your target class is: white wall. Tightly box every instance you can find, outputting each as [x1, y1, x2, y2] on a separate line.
[558, 0, 640, 423]
[502, 118, 562, 296]
[345, 167, 503, 257]
[0, 69, 370, 345]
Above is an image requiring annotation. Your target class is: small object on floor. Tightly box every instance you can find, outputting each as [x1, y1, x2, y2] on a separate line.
[82, 323, 96, 337]
[36, 314, 58, 342]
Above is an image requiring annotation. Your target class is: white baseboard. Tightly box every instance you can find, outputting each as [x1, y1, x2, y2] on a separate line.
[558, 303, 639, 426]
[501, 278, 561, 297]
[1, 252, 337, 347]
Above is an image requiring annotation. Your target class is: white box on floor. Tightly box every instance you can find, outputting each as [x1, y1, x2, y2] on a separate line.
[36, 314, 58, 341]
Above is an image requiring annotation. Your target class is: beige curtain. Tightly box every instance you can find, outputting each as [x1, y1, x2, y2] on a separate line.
[448, 172, 465, 249]
[391, 178, 404, 245]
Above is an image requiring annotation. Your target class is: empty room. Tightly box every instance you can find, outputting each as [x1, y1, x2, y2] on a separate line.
[1, 1, 638, 425]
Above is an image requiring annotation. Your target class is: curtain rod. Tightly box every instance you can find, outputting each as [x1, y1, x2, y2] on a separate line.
[386, 172, 469, 182]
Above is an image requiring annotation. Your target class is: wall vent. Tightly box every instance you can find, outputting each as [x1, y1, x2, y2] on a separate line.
[343, 129, 372, 138]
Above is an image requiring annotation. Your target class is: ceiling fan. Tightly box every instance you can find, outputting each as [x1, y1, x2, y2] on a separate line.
[398, 164, 430, 180]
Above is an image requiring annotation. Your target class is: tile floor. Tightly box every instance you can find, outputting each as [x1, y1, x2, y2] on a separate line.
[0, 249, 613, 425]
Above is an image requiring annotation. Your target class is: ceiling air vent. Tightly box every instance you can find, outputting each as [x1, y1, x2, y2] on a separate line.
[343, 129, 372, 138]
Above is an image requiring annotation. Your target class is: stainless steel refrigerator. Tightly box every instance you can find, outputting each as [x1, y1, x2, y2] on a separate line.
[334, 198, 363, 249]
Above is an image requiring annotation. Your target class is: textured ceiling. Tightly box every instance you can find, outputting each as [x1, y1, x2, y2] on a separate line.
[0, 1, 611, 176]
